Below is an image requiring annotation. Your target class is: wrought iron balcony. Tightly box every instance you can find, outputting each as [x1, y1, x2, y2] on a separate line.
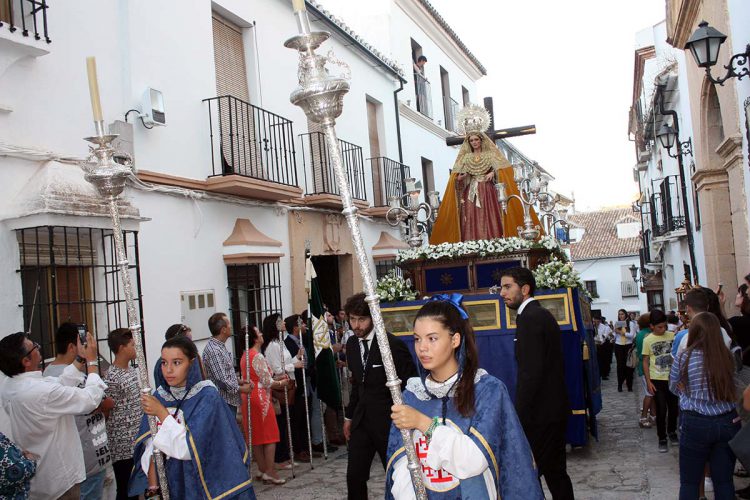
[650, 175, 686, 237]
[299, 132, 367, 204]
[414, 71, 432, 119]
[369, 157, 410, 207]
[443, 95, 458, 133]
[203, 96, 301, 200]
[0, 0, 51, 43]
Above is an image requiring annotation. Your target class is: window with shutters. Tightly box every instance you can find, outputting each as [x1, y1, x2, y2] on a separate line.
[206, 13, 298, 187]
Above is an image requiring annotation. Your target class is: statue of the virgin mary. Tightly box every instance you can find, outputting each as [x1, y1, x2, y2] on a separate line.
[431, 104, 540, 243]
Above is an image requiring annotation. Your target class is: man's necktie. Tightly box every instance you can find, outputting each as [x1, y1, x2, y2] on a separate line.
[360, 338, 370, 368]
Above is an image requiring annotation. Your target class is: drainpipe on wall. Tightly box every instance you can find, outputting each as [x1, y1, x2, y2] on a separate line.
[393, 78, 406, 194]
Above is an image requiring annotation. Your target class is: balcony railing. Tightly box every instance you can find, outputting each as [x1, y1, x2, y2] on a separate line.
[204, 95, 298, 187]
[443, 95, 458, 133]
[0, 0, 51, 43]
[650, 175, 686, 237]
[299, 132, 366, 202]
[414, 72, 432, 119]
[621, 280, 639, 298]
[369, 157, 410, 207]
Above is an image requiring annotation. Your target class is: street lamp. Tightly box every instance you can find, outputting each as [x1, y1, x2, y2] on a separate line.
[657, 122, 693, 158]
[685, 21, 749, 86]
[629, 264, 639, 282]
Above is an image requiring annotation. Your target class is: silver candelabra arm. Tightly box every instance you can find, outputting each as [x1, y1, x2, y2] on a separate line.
[498, 192, 540, 241]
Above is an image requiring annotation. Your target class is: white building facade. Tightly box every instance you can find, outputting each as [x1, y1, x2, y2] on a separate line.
[567, 208, 649, 321]
[0, 0, 486, 376]
[629, 20, 706, 312]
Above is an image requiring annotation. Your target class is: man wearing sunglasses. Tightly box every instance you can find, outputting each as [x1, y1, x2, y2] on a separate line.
[0, 331, 105, 500]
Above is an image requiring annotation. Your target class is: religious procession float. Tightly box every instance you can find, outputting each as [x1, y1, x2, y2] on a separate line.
[376, 105, 603, 447]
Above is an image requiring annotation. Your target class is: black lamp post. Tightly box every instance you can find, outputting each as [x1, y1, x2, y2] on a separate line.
[685, 21, 749, 86]
[657, 123, 693, 158]
[629, 264, 639, 283]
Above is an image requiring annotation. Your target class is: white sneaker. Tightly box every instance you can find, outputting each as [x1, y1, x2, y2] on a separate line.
[704, 477, 714, 492]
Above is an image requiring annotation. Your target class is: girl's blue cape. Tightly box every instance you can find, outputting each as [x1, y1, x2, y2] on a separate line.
[385, 371, 543, 499]
[129, 361, 256, 499]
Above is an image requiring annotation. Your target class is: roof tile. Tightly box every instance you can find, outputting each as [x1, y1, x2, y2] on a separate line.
[567, 207, 641, 261]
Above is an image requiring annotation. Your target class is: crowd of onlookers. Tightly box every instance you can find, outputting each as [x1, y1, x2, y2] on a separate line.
[594, 272, 750, 499]
[0, 305, 352, 499]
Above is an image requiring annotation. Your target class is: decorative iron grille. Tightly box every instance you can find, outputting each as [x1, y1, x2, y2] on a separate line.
[226, 262, 282, 365]
[299, 132, 367, 201]
[16, 226, 144, 369]
[204, 95, 298, 186]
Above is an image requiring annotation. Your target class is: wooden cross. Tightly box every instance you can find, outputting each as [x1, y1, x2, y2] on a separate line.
[445, 97, 536, 146]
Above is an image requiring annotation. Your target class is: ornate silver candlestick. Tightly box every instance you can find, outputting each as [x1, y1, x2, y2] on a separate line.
[285, 6, 427, 498]
[496, 161, 559, 240]
[385, 178, 437, 248]
[79, 124, 171, 499]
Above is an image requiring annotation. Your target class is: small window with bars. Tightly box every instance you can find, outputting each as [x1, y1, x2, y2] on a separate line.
[226, 263, 283, 365]
[375, 259, 401, 280]
[16, 226, 144, 369]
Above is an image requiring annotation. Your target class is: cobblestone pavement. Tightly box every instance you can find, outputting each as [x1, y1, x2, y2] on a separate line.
[255, 374, 748, 499]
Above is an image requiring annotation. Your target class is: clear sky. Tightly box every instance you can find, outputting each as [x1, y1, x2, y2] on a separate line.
[426, 0, 666, 210]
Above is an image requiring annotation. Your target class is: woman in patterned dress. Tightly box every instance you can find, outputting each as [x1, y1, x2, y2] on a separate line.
[240, 325, 286, 485]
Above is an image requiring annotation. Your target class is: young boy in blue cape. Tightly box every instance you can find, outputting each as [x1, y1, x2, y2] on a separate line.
[386, 295, 543, 499]
[129, 336, 255, 499]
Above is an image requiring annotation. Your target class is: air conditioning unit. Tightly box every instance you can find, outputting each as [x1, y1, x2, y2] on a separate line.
[142, 88, 166, 126]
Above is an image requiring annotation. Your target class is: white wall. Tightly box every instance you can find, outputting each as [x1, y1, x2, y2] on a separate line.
[634, 21, 706, 294]
[0, 0, 407, 371]
[574, 255, 648, 321]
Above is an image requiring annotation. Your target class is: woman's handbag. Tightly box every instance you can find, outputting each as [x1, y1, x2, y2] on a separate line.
[271, 378, 296, 406]
[626, 344, 638, 369]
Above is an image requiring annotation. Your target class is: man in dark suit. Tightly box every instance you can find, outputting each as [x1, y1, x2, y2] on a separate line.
[500, 267, 574, 500]
[343, 293, 417, 500]
[284, 314, 312, 463]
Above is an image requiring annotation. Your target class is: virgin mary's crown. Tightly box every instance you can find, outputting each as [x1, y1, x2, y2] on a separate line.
[456, 104, 491, 136]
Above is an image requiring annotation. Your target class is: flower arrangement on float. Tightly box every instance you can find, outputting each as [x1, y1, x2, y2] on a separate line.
[395, 234, 562, 264]
[375, 270, 418, 302]
[532, 257, 592, 299]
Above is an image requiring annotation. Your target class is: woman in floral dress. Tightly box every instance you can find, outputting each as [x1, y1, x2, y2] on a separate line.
[240, 325, 287, 485]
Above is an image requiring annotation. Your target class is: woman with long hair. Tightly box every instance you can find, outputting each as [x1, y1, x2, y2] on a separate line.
[613, 308, 636, 392]
[260, 313, 302, 471]
[669, 312, 739, 500]
[240, 325, 286, 485]
[129, 336, 255, 499]
[385, 295, 541, 499]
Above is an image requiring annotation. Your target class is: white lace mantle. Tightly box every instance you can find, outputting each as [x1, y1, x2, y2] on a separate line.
[406, 368, 487, 401]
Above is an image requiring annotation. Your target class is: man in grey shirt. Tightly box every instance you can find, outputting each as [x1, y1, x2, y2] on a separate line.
[203, 312, 252, 415]
[44, 323, 112, 500]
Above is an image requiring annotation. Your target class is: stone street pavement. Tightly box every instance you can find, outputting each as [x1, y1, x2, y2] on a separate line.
[255, 374, 748, 499]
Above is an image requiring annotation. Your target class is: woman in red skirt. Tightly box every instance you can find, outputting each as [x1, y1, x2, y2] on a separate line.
[241, 325, 288, 485]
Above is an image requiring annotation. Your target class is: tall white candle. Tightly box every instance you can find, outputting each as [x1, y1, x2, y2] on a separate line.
[86, 57, 103, 122]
